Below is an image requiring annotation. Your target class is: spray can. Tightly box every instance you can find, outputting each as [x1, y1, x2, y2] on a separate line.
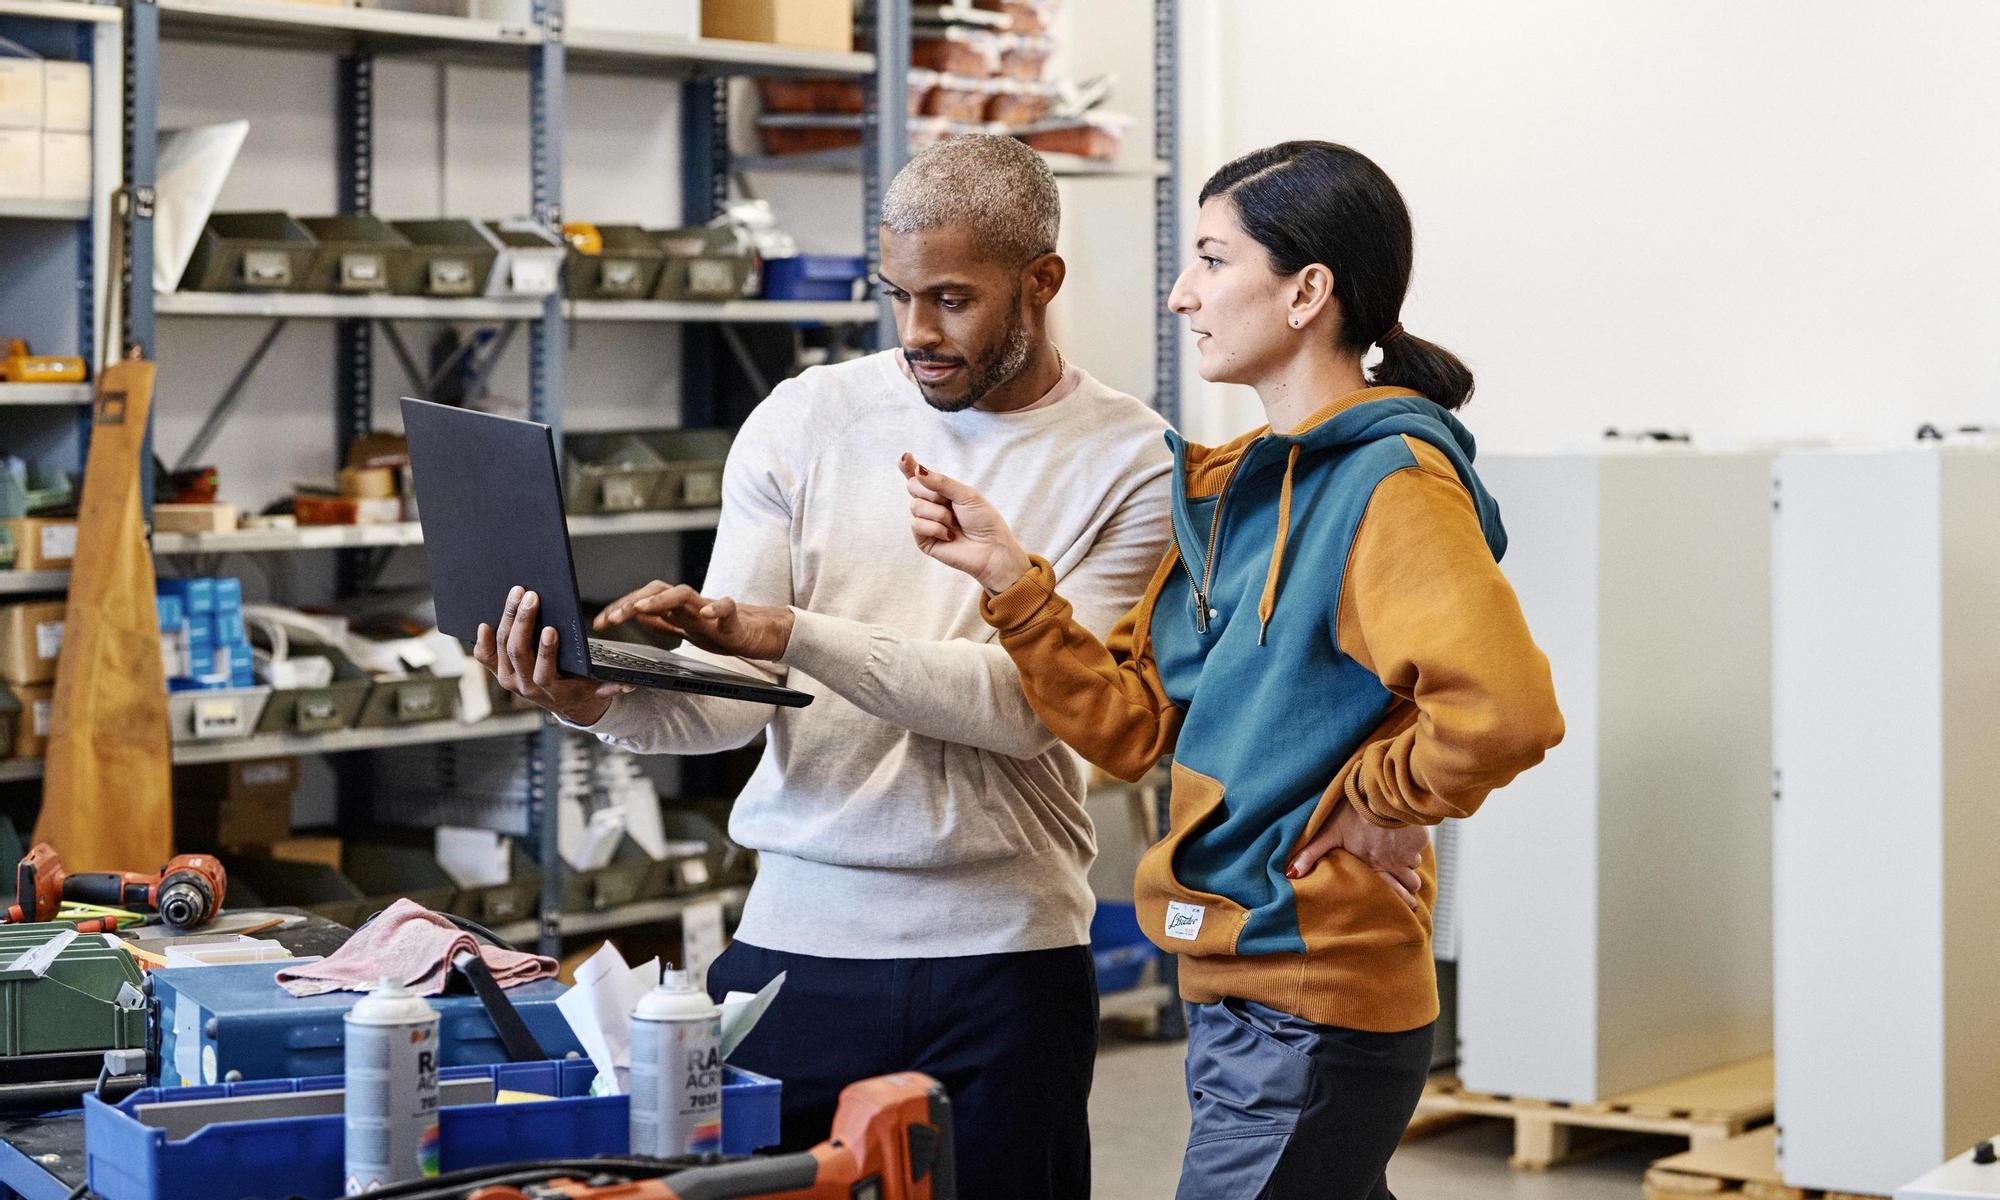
[628, 970, 723, 1157]
[344, 978, 441, 1195]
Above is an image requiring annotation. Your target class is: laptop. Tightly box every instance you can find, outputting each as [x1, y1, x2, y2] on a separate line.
[400, 398, 812, 709]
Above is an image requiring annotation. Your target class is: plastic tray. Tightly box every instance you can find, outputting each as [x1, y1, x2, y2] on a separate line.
[86, 1060, 782, 1200]
[354, 675, 458, 727]
[179, 211, 316, 293]
[1090, 900, 1152, 993]
[762, 255, 867, 303]
[255, 646, 371, 735]
[218, 856, 369, 930]
[563, 428, 733, 514]
[482, 219, 566, 297]
[341, 839, 462, 917]
[652, 226, 756, 302]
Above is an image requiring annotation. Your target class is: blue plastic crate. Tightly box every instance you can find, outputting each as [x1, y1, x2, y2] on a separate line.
[150, 963, 585, 1086]
[1090, 901, 1154, 994]
[761, 255, 867, 302]
[86, 1060, 781, 1200]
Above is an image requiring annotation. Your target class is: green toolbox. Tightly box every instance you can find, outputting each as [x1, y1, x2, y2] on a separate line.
[295, 215, 414, 294]
[0, 924, 147, 1056]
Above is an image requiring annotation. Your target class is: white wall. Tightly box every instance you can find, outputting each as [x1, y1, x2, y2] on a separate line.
[1177, 0, 2000, 450]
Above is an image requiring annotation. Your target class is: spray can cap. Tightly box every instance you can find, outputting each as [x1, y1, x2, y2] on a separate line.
[661, 968, 695, 993]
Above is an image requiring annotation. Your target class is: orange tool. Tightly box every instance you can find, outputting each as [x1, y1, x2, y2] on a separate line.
[4, 843, 227, 932]
[463, 1073, 955, 1200]
[0, 339, 87, 384]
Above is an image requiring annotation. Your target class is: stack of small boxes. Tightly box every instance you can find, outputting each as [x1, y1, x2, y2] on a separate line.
[0, 49, 90, 203]
[157, 578, 254, 693]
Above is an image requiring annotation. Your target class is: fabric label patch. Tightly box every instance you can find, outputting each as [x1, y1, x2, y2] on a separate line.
[41, 524, 77, 561]
[1164, 901, 1206, 942]
[35, 620, 63, 661]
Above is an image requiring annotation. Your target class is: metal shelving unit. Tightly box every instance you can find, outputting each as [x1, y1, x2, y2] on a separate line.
[93, 0, 911, 959]
[0, 711, 546, 779]
[492, 884, 750, 945]
[0, 384, 93, 406]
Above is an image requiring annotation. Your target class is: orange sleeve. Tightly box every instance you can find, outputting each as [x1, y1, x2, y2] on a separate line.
[981, 552, 1182, 782]
[1332, 438, 1565, 827]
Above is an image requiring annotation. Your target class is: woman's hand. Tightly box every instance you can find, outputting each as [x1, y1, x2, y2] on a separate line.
[900, 454, 1033, 594]
[1287, 798, 1429, 910]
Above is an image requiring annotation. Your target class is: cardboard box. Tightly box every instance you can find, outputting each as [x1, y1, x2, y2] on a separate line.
[702, 0, 854, 53]
[175, 757, 300, 850]
[0, 59, 43, 130]
[3, 518, 77, 570]
[0, 128, 40, 200]
[153, 504, 240, 535]
[0, 600, 65, 687]
[41, 61, 90, 133]
[11, 684, 52, 759]
[338, 466, 397, 500]
[41, 131, 89, 202]
[268, 835, 343, 871]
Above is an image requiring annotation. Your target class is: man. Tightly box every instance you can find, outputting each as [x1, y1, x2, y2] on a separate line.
[476, 135, 1174, 1200]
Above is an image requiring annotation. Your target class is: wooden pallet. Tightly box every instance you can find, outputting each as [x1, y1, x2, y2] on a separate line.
[1404, 1054, 1776, 1171]
[1644, 1126, 1886, 1200]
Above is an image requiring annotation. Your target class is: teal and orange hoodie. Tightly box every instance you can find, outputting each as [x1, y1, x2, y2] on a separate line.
[981, 386, 1564, 1032]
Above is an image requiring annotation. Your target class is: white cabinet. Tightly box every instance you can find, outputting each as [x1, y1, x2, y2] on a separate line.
[1772, 448, 2000, 1196]
[1456, 448, 1774, 1103]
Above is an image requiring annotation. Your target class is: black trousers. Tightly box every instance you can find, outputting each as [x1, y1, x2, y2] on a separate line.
[707, 939, 1099, 1200]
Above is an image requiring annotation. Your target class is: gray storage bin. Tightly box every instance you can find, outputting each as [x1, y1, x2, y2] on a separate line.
[222, 856, 369, 930]
[255, 646, 371, 736]
[564, 224, 665, 300]
[180, 211, 317, 293]
[454, 840, 543, 927]
[296, 214, 415, 294]
[355, 674, 458, 728]
[167, 687, 273, 743]
[343, 840, 462, 918]
[559, 836, 655, 913]
[563, 428, 734, 514]
[653, 226, 757, 302]
[390, 219, 502, 298]
[482, 220, 565, 297]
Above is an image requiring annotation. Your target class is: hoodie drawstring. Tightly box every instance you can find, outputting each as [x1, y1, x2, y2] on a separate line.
[1258, 444, 1302, 646]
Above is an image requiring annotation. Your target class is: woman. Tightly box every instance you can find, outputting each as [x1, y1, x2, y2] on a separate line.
[900, 141, 1564, 1200]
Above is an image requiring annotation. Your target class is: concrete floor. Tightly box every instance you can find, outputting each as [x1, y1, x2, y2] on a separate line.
[1089, 1034, 1668, 1200]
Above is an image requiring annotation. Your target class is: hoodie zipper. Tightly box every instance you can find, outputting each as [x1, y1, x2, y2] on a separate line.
[1179, 454, 1245, 635]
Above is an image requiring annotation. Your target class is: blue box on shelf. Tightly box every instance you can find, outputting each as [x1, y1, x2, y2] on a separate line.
[157, 578, 216, 618]
[761, 254, 868, 303]
[154, 595, 183, 632]
[214, 577, 242, 611]
[85, 1059, 782, 1200]
[150, 963, 586, 1086]
[1090, 901, 1154, 993]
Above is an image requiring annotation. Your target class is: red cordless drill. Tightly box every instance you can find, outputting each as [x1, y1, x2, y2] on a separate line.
[4, 843, 228, 932]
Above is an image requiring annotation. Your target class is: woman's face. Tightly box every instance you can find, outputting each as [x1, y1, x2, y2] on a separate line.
[1168, 197, 1299, 386]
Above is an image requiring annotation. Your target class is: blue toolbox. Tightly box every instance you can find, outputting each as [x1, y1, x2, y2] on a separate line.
[148, 962, 584, 1086]
[85, 1059, 782, 1200]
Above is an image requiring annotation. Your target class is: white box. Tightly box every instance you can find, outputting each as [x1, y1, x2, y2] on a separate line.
[1456, 448, 1775, 1104]
[40, 132, 88, 201]
[0, 59, 44, 130]
[1773, 447, 2000, 1196]
[567, 0, 697, 37]
[0, 128, 42, 199]
[40, 62, 90, 133]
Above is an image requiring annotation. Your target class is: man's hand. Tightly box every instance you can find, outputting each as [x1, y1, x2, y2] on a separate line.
[1287, 798, 1430, 910]
[473, 586, 632, 727]
[899, 454, 1032, 594]
[597, 580, 794, 662]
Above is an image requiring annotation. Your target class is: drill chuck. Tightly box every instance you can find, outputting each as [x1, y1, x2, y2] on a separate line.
[156, 876, 215, 931]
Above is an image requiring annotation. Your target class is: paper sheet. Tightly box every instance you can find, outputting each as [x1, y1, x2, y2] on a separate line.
[554, 941, 661, 1096]
[154, 122, 248, 293]
[720, 972, 785, 1061]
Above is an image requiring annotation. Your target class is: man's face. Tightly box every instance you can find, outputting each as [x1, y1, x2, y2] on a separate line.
[879, 223, 1035, 412]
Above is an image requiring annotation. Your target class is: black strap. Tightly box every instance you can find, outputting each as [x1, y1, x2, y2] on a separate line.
[452, 950, 547, 1063]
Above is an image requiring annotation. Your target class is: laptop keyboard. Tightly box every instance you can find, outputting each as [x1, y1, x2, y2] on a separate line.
[589, 644, 675, 673]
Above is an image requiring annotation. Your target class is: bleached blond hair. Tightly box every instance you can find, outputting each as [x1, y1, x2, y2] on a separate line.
[881, 134, 1060, 267]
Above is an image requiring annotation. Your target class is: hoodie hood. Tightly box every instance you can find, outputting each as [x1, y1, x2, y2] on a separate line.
[1163, 386, 1507, 645]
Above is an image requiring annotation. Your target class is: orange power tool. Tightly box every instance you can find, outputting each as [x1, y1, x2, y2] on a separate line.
[465, 1073, 955, 1200]
[4, 843, 227, 932]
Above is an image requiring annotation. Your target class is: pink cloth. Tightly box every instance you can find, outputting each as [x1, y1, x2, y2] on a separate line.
[276, 898, 558, 997]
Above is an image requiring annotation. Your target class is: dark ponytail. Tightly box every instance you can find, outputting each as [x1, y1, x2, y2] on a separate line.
[1199, 141, 1476, 410]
